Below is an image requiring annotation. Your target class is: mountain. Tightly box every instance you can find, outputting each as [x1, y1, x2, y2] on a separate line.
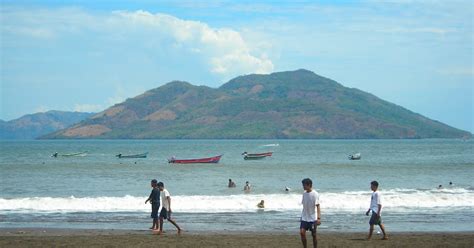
[1, 111, 94, 139]
[43, 69, 471, 139]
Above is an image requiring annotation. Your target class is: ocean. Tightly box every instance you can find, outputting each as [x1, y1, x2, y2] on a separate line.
[1, 139, 473, 233]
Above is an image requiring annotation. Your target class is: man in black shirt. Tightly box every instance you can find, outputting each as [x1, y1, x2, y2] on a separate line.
[145, 179, 160, 230]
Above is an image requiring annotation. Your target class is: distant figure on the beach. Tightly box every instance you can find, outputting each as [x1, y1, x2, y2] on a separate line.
[228, 179, 236, 188]
[300, 178, 320, 248]
[366, 180, 388, 240]
[257, 200, 265, 209]
[244, 181, 251, 193]
[145, 179, 160, 231]
[155, 182, 181, 234]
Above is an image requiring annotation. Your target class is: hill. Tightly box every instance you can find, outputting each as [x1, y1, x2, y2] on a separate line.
[1, 111, 94, 139]
[43, 69, 471, 139]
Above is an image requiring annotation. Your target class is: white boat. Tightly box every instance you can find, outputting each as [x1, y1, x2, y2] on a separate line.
[348, 153, 361, 160]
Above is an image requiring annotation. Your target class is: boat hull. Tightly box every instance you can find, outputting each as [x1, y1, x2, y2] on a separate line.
[243, 152, 273, 160]
[169, 155, 222, 164]
[116, 152, 148, 159]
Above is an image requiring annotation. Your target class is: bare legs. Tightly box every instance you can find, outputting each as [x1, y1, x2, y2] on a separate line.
[368, 224, 388, 240]
[157, 217, 181, 234]
[300, 228, 317, 248]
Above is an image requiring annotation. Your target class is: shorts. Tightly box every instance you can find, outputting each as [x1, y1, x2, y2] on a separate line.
[369, 211, 382, 225]
[151, 203, 160, 219]
[160, 208, 171, 219]
[300, 221, 316, 232]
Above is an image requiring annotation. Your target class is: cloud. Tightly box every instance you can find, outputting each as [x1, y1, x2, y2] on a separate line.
[113, 10, 274, 76]
[1, 7, 273, 79]
[35, 105, 49, 113]
[73, 104, 104, 113]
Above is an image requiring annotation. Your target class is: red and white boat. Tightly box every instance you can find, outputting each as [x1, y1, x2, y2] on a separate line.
[168, 155, 222, 164]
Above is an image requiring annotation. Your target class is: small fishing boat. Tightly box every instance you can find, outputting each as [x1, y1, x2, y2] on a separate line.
[242, 152, 273, 160]
[168, 155, 222, 164]
[116, 152, 148, 159]
[52, 152, 87, 157]
[262, 143, 279, 147]
[348, 153, 361, 160]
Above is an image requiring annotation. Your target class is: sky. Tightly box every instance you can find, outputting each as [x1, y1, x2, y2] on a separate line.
[0, 0, 473, 133]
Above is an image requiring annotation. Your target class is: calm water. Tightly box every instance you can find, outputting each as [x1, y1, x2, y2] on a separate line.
[1, 139, 473, 233]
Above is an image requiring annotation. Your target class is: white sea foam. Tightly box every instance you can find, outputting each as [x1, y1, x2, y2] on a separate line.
[1, 188, 472, 213]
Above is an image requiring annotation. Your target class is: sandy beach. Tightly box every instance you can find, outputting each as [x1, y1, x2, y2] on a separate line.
[0, 229, 473, 248]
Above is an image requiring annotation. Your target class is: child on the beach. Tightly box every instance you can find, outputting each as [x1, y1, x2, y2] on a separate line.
[300, 178, 320, 248]
[145, 179, 160, 230]
[156, 182, 181, 234]
[365, 180, 388, 240]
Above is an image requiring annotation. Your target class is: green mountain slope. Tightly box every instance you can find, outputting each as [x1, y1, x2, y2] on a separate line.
[1, 111, 94, 139]
[43, 69, 471, 139]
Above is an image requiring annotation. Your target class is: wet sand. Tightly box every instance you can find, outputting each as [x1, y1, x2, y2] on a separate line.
[0, 228, 473, 247]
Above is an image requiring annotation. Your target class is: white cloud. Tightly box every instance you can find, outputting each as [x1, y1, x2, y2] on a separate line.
[73, 104, 104, 113]
[113, 10, 274, 77]
[1, 8, 274, 80]
[35, 105, 49, 113]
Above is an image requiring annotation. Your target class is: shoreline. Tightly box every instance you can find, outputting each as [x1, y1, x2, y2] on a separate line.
[1, 228, 473, 248]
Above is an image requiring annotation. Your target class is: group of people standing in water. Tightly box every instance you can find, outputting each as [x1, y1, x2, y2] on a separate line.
[146, 178, 388, 248]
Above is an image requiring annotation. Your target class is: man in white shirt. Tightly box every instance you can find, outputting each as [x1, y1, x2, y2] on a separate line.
[300, 178, 321, 248]
[365, 180, 388, 240]
[155, 182, 181, 234]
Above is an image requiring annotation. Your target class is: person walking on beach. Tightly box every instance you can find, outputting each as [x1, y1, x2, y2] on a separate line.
[300, 178, 321, 248]
[244, 181, 251, 193]
[228, 179, 236, 188]
[145, 179, 160, 230]
[365, 180, 388, 240]
[156, 182, 182, 234]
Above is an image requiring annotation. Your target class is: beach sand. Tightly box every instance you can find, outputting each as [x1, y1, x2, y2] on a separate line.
[0, 229, 473, 248]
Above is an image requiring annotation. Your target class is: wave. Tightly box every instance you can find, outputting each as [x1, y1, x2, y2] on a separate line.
[1, 188, 472, 213]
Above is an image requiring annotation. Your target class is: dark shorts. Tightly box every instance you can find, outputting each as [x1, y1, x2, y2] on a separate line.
[159, 208, 171, 219]
[300, 221, 316, 232]
[369, 211, 382, 225]
[151, 203, 159, 219]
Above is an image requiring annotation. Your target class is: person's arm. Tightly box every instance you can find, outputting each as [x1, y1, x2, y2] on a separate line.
[145, 191, 152, 204]
[316, 204, 321, 225]
[377, 204, 382, 217]
[167, 196, 172, 212]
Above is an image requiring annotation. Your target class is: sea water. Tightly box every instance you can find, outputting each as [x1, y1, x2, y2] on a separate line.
[0, 139, 473, 233]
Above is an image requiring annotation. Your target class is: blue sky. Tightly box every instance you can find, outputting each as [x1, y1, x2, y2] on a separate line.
[1, 0, 473, 132]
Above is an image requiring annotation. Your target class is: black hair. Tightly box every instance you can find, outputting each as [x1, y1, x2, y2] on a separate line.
[151, 179, 157, 184]
[371, 181, 379, 187]
[157, 182, 164, 187]
[301, 178, 312, 186]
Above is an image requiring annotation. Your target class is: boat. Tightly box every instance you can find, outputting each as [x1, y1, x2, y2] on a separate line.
[242, 152, 273, 160]
[348, 153, 361, 160]
[262, 143, 279, 147]
[52, 152, 87, 157]
[168, 155, 222, 164]
[116, 152, 148, 158]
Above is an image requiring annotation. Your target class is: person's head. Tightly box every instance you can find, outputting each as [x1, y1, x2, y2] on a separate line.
[229, 179, 232, 182]
[157, 182, 164, 190]
[301, 178, 313, 191]
[438, 184, 442, 188]
[151, 179, 157, 187]
[260, 200, 264, 203]
[449, 182, 453, 185]
[370, 181, 379, 191]
[246, 181, 249, 185]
